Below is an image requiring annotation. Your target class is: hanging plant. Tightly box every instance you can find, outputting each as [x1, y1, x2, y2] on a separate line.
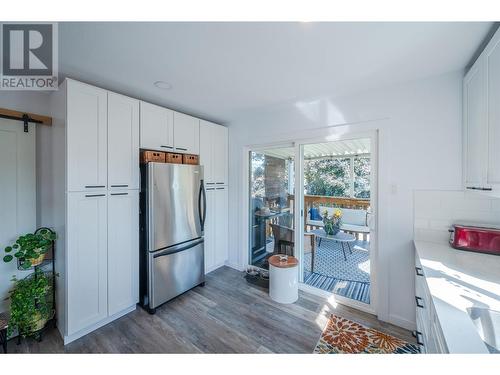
[7, 269, 53, 338]
[3, 229, 56, 269]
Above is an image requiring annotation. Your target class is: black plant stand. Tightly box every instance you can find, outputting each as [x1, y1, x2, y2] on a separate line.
[0, 312, 8, 353]
[13, 227, 56, 345]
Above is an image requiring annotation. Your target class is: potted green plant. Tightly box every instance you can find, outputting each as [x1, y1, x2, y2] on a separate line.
[322, 208, 343, 235]
[7, 268, 53, 338]
[3, 229, 56, 270]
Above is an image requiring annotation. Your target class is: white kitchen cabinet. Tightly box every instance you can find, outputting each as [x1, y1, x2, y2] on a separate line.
[204, 188, 215, 273]
[67, 80, 108, 192]
[204, 186, 228, 273]
[199, 121, 214, 183]
[67, 192, 108, 335]
[414, 253, 447, 353]
[46, 79, 140, 344]
[108, 93, 140, 190]
[199, 120, 228, 186]
[140, 101, 174, 152]
[463, 61, 487, 189]
[173, 111, 200, 154]
[213, 125, 228, 185]
[485, 32, 500, 187]
[214, 187, 229, 266]
[108, 190, 139, 316]
[463, 27, 500, 196]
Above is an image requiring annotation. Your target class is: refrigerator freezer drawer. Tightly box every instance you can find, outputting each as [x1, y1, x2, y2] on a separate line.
[148, 238, 205, 309]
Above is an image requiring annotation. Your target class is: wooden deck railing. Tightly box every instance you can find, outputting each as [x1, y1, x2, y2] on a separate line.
[287, 194, 370, 230]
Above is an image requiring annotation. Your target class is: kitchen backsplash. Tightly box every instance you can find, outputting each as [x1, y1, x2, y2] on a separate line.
[414, 190, 500, 243]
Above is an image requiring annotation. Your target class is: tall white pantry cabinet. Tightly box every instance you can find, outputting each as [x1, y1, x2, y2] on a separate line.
[43, 79, 139, 344]
[199, 120, 229, 273]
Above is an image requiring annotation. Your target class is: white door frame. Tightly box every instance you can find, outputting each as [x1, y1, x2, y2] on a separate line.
[241, 129, 379, 316]
[294, 130, 378, 315]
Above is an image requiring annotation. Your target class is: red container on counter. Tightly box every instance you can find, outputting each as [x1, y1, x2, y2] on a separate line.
[449, 222, 500, 255]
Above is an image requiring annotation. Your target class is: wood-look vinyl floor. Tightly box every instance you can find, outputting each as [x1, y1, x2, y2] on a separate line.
[6, 266, 414, 353]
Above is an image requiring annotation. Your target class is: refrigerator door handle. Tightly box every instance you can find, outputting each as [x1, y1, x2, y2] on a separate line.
[153, 238, 204, 258]
[198, 179, 207, 231]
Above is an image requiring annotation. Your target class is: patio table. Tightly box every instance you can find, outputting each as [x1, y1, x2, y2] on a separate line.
[309, 229, 356, 262]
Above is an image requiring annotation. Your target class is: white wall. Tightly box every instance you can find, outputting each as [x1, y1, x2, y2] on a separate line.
[414, 190, 500, 243]
[0, 91, 51, 116]
[227, 71, 463, 329]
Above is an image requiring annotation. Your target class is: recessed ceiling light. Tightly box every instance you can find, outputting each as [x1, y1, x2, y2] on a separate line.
[154, 81, 172, 90]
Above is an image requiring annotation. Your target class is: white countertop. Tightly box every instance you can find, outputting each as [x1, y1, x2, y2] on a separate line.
[414, 240, 500, 353]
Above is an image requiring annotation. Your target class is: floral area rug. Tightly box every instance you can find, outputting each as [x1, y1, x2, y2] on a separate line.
[314, 314, 420, 354]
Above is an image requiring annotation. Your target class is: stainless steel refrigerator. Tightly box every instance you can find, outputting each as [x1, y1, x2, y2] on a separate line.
[140, 162, 206, 314]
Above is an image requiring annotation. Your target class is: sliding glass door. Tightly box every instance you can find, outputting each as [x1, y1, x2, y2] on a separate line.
[248, 145, 296, 269]
[245, 133, 377, 313]
[296, 137, 375, 310]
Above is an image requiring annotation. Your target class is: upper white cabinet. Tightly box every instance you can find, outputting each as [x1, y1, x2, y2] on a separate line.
[463, 27, 500, 196]
[67, 80, 108, 192]
[108, 93, 140, 190]
[140, 101, 174, 152]
[199, 120, 228, 185]
[485, 32, 500, 188]
[173, 111, 200, 154]
[140, 103, 200, 155]
[463, 61, 487, 189]
[213, 125, 228, 185]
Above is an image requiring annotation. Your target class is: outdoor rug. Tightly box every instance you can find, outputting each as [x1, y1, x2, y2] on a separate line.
[304, 271, 370, 304]
[314, 314, 420, 354]
[303, 239, 370, 282]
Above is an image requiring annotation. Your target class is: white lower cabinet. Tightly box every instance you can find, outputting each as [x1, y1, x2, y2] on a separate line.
[66, 190, 138, 340]
[204, 188, 215, 273]
[414, 253, 448, 353]
[107, 190, 139, 315]
[204, 186, 228, 273]
[67, 192, 108, 335]
[214, 187, 229, 266]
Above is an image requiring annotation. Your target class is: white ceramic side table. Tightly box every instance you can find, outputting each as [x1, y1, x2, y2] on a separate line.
[268, 254, 299, 304]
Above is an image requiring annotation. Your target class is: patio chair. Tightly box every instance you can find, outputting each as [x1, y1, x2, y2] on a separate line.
[269, 223, 316, 272]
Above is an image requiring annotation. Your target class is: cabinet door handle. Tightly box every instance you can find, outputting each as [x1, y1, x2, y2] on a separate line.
[466, 186, 493, 191]
[85, 194, 105, 198]
[206, 182, 215, 185]
[216, 182, 225, 185]
[85, 185, 105, 188]
[111, 184, 128, 188]
[175, 147, 188, 151]
[110, 192, 129, 196]
[206, 188, 215, 191]
[216, 187, 225, 190]
[415, 296, 424, 309]
[412, 330, 424, 346]
[415, 267, 424, 276]
[161, 145, 173, 149]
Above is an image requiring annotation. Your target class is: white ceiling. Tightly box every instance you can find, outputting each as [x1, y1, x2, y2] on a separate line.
[59, 22, 493, 124]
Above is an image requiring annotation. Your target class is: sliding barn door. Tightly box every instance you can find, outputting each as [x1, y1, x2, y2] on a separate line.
[0, 118, 36, 312]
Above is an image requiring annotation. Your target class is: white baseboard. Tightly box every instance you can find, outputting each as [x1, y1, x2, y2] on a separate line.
[224, 261, 245, 271]
[63, 304, 136, 345]
[205, 262, 227, 274]
[387, 313, 416, 331]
